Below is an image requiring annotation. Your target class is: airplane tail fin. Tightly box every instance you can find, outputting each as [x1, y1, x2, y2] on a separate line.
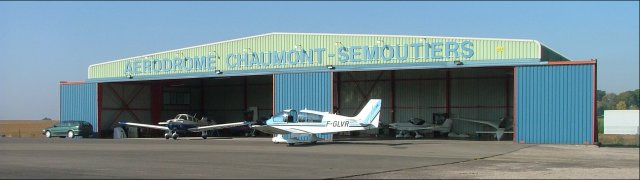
[354, 99, 381, 128]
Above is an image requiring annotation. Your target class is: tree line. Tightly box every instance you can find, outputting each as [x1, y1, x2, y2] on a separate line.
[597, 89, 640, 115]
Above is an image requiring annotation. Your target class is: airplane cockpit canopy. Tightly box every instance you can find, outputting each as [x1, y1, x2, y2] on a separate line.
[270, 109, 323, 123]
[409, 118, 426, 125]
[271, 111, 286, 123]
[272, 110, 297, 123]
[175, 114, 197, 122]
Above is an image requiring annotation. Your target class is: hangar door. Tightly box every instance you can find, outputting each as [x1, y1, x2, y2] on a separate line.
[516, 64, 595, 144]
[60, 82, 98, 132]
[274, 72, 332, 113]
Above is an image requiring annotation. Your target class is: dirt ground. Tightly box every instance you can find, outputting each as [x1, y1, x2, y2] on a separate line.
[0, 120, 58, 138]
[599, 134, 639, 146]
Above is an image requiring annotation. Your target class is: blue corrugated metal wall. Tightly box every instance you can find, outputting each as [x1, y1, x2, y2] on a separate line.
[274, 72, 332, 113]
[516, 64, 594, 144]
[60, 83, 99, 132]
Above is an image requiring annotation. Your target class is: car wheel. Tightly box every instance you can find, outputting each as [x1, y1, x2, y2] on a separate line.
[67, 131, 75, 138]
[45, 131, 51, 138]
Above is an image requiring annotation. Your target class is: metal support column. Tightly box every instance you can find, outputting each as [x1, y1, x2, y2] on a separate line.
[97, 83, 103, 137]
[446, 71, 451, 115]
[335, 72, 341, 114]
[391, 70, 396, 123]
[150, 83, 162, 125]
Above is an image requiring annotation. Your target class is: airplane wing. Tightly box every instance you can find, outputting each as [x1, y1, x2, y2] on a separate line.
[454, 118, 500, 129]
[120, 122, 169, 131]
[188, 121, 248, 132]
[251, 125, 309, 134]
[390, 126, 435, 131]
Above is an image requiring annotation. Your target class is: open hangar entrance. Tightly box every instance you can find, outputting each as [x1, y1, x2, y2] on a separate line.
[97, 75, 273, 138]
[333, 67, 514, 140]
[70, 33, 595, 144]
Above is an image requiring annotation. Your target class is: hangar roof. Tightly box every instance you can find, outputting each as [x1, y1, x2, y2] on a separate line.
[88, 32, 569, 82]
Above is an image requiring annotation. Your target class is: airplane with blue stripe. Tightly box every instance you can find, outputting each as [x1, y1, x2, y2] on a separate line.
[252, 99, 381, 146]
[119, 114, 250, 140]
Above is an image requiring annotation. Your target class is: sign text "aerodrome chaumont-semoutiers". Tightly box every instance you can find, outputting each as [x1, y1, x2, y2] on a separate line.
[124, 41, 474, 75]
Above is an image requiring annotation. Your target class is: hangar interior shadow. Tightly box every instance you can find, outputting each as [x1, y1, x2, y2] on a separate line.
[98, 75, 273, 138]
[97, 67, 515, 142]
[333, 67, 514, 141]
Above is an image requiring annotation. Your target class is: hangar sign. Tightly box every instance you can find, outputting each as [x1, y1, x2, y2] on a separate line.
[124, 41, 475, 75]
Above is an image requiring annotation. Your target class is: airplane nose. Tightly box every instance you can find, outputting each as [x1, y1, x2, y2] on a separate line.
[167, 123, 176, 130]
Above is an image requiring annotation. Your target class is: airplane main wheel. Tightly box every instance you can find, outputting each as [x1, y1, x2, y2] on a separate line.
[287, 143, 295, 146]
[171, 133, 179, 140]
[311, 141, 317, 144]
[202, 131, 208, 139]
[164, 133, 171, 139]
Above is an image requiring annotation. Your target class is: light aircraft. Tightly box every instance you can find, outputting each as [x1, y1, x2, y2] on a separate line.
[453, 117, 513, 141]
[119, 114, 249, 140]
[389, 118, 453, 138]
[251, 99, 381, 146]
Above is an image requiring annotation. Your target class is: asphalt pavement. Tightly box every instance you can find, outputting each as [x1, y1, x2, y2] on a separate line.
[0, 137, 637, 179]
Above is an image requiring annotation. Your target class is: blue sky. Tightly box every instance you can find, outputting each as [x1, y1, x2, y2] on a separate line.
[0, 2, 638, 120]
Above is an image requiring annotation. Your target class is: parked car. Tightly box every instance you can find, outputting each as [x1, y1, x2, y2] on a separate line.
[42, 121, 93, 138]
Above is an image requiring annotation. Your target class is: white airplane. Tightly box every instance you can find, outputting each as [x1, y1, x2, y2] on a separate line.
[119, 114, 249, 140]
[251, 99, 381, 146]
[453, 117, 513, 141]
[389, 118, 453, 138]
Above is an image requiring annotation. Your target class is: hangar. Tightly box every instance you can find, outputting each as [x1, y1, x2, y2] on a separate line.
[60, 32, 597, 144]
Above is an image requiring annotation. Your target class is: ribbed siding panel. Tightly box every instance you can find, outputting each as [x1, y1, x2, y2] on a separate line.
[516, 64, 594, 144]
[274, 72, 332, 113]
[60, 83, 98, 132]
[450, 68, 512, 135]
[394, 70, 446, 124]
[201, 76, 272, 123]
[204, 83, 244, 123]
[336, 71, 391, 135]
[89, 33, 542, 80]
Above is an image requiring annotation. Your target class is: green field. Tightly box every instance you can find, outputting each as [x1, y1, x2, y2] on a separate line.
[598, 116, 604, 134]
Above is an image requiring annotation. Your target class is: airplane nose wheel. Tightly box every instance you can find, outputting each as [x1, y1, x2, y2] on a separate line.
[171, 132, 179, 140]
[164, 133, 171, 139]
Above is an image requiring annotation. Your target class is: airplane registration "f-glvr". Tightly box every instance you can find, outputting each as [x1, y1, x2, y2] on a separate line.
[252, 99, 382, 146]
[326, 121, 350, 127]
